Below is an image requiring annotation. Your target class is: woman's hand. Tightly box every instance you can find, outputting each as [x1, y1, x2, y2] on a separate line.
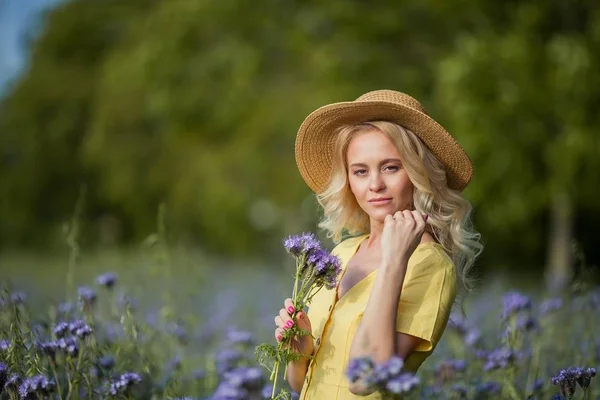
[274, 298, 314, 358]
[381, 210, 429, 270]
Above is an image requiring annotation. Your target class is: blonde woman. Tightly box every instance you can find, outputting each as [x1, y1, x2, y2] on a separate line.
[272, 90, 483, 399]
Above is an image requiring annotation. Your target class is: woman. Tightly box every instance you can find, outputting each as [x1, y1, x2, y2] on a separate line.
[273, 90, 483, 399]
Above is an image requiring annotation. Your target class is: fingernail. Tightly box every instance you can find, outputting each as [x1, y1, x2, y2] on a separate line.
[288, 306, 295, 314]
[286, 320, 294, 328]
[276, 334, 282, 341]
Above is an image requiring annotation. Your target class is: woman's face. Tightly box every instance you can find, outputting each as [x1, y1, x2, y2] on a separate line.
[346, 130, 414, 222]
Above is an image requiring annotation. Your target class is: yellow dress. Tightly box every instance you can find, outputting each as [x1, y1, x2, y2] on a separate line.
[299, 233, 457, 400]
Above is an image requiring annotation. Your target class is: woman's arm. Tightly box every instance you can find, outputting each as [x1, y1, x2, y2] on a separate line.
[285, 352, 312, 393]
[348, 208, 431, 395]
[348, 258, 422, 395]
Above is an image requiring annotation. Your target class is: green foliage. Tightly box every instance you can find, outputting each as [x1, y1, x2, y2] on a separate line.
[1, 0, 599, 272]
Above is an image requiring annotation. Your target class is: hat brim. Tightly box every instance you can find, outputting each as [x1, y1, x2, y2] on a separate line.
[295, 100, 473, 193]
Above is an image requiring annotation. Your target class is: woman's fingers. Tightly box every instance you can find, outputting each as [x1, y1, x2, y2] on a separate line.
[274, 315, 284, 328]
[284, 298, 295, 314]
[275, 327, 283, 342]
[296, 311, 309, 329]
[279, 308, 294, 329]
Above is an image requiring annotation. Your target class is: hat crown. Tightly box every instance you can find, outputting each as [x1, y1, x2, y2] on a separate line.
[356, 90, 428, 115]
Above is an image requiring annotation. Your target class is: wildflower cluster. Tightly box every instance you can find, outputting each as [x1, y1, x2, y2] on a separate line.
[346, 355, 420, 397]
[551, 366, 596, 399]
[255, 232, 342, 399]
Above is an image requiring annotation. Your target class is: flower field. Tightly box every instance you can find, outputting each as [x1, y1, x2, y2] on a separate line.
[0, 239, 598, 399]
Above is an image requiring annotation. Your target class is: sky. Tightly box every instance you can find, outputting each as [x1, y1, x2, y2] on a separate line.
[0, 0, 63, 94]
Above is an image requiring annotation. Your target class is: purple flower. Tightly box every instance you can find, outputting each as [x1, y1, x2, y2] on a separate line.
[0, 339, 11, 351]
[516, 315, 539, 332]
[283, 232, 322, 257]
[109, 372, 142, 396]
[222, 366, 264, 390]
[10, 291, 26, 304]
[37, 341, 59, 361]
[212, 381, 249, 399]
[0, 362, 8, 390]
[54, 321, 71, 338]
[476, 381, 501, 395]
[4, 373, 22, 395]
[372, 355, 405, 385]
[214, 348, 243, 376]
[552, 366, 596, 397]
[167, 356, 182, 372]
[447, 312, 468, 334]
[502, 291, 532, 318]
[56, 336, 79, 357]
[99, 355, 115, 370]
[539, 297, 563, 315]
[96, 272, 118, 289]
[18, 375, 56, 398]
[483, 347, 515, 371]
[225, 327, 254, 346]
[531, 378, 544, 392]
[260, 384, 274, 398]
[166, 323, 188, 344]
[464, 328, 481, 346]
[346, 356, 375, 384]
[78, 286, 97, 308]
[69, 320, 93, 338]
[451, 383, 468, 397]
[386, 373, 420, 394]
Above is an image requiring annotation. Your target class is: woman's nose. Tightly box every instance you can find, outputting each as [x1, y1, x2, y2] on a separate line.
[369, 173, 385, 191]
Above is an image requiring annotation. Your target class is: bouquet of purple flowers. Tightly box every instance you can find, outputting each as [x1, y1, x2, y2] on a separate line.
[255, 233, 342, 400]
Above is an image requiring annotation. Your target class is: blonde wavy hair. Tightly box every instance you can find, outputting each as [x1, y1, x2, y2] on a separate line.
[316, 121, 483, 295]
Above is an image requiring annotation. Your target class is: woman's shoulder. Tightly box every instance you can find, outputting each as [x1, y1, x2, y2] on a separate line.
[410, 241, 455, 276]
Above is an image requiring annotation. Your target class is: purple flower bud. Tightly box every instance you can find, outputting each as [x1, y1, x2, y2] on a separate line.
[502, 291, 532, 318]
[78, 286, 97, 309]
[109, 372, 142, 396]
[483, 347, 515, 371]
[96, 272, 118, 289]
[476, 381, 501, 395]
[385, 373, 420, 394]
[0, 362, 8, 390]
[462, 328, 480, 346]
[69, 320, 93, 338]
[53, 322, 70, 338]
[225, 327, 254, 345]
[346, 356, 375, 384]
[539, 297, 563, 315]
[4, 373, 22, 395]
[261, 384, 274, 399]
[10, 291, 26, 304]
[99, 355, 115, 370]
[0, 339, 11, 351]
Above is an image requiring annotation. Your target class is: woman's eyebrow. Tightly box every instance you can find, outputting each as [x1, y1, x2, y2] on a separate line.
[349, 158, 402, 168]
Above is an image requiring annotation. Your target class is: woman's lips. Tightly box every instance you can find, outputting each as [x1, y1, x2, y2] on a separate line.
[368, 198, 392, 205]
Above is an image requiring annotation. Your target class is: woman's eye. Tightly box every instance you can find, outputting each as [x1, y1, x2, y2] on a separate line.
[384, 165, 400, 172]
[353, 169, 367, 176]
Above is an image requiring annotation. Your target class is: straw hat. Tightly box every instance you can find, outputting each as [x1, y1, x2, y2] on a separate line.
[295, 89, 473, 193]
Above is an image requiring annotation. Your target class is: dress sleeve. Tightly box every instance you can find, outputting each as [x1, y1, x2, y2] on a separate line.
[395, 246, 457, 352]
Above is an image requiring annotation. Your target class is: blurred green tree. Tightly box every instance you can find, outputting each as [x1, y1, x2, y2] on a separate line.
[0, 0, 160, 246]
[1, 0, 598, 283]
[434, 0, 600, 289]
